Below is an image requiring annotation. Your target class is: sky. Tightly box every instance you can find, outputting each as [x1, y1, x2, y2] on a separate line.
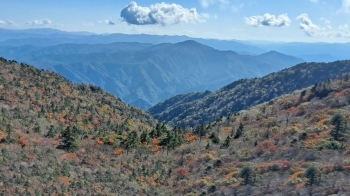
[0, 0, 350, 42]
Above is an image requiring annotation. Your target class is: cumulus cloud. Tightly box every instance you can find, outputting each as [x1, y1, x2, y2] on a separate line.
[120, 1, 207, 26]
[320, 17, 330, 24]
[27, 19, 52, 25]
[334, 31, 350, 38]
[0, 20, 14, 25]
[296, 14, 350, 38]
[105, 20, 115, 25]
[245, 13, 291, 27]
[200, 0, 229, 8]
[296, 14, 320, 36]
[339, 24, 349, 30]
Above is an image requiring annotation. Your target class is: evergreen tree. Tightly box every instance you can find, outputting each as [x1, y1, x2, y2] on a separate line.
[233, 123, 244, 139]
[149, 128, 157, 138]
[303, 166, 321, 186]
[160, 128, 183, 154]
[140, 131, 152, 144]
[124, 131, 140, 153]
[330, 113, 348, 141]
[33, 122, 41, 134]
[150, 122, 165, 138]
[194, 124, 207, 141]
[205, 141, 210, 149]
[46, 125, 56, 138]
[239, 166, 255, 185]
[6, 122, 12, 142]
[209, 132, 220, 144]
[220, 136, 231, 149]
[61, 126, 79, 152]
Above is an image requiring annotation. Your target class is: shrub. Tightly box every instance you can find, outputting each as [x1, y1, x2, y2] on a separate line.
[114, 149, 125, 156]
[288, 171, 304, 185]
[323, 141, 342, 149]
[254, 140, 276, 156]
[299, 132, 307, 140]
[208, 185, 216, 193]
[18, 138, 28, 148]
[213, 159, 222, 168]
[174, 167, 190, 180]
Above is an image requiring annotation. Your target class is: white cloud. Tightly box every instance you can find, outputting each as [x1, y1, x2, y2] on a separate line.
[342, 0, 350, 13]
[105, 20, 115, 25]
[245, 13, 291, 27]
[200, 0, 229, 8]
[296, 14, 350, 38]
[320, 17, 331, 24]
[334, 31, 350, 38]
[120, 1, 207, 26]
[339, 24, 349, 30]
[97, 20, 116, 25]
[296, 14, 320, 36]
[27, 19, 52, 25]
[0, 20, 15, 25]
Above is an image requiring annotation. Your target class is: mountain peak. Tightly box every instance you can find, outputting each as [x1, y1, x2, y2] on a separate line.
[260, 50, 283, 56]
[172, 40, 215, 50]
[259, 50, 303, 60]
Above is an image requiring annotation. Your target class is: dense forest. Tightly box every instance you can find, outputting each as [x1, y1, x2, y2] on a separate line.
[2, 57, 350, 195]
[149, 60, 350, 127]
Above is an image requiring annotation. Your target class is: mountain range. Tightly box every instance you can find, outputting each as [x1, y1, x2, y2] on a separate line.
[0, 39, 303, 109]
[1, 28, 349, 61]
[1, 28, 349, 110]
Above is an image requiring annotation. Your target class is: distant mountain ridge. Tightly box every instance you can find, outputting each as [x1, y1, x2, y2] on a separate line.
[1, 28, 349, 62]
[0, 28, 263, 53]
[0, 40, 304, 109]
[148, 60, 350, 126]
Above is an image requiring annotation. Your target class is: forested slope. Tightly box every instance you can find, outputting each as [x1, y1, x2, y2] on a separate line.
[149, 60, 350, 127]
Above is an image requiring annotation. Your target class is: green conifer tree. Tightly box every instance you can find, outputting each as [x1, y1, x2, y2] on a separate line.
[233, 123, 244, 139]
[303, 166, 321, 186]
[330, 113, 348, 141]
[61, 126, 79, 152]
[220, 136, 231, 149]
[239, 166, 255, 185]
[140, 131, 152, 144]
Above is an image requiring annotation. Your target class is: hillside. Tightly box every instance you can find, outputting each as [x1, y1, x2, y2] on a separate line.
[156, 73, 350, 195]
[0, 58, 163, 195]
[2, 57, 350, 194]
[149, 60, 350, 126]
[0, 40, 303, 109]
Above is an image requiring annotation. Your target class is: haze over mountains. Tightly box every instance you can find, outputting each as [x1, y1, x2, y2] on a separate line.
[0, 35, 303, 109]
[0, 28, 349, 109]
[1, 28, 349, 61]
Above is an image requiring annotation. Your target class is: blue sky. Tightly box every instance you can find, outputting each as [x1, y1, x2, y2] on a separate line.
[0, 0, 349, 42]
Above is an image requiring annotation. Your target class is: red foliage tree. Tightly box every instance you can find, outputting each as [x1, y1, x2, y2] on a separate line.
[18, 138, 27, 148]
[174, 167, 190, 180]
